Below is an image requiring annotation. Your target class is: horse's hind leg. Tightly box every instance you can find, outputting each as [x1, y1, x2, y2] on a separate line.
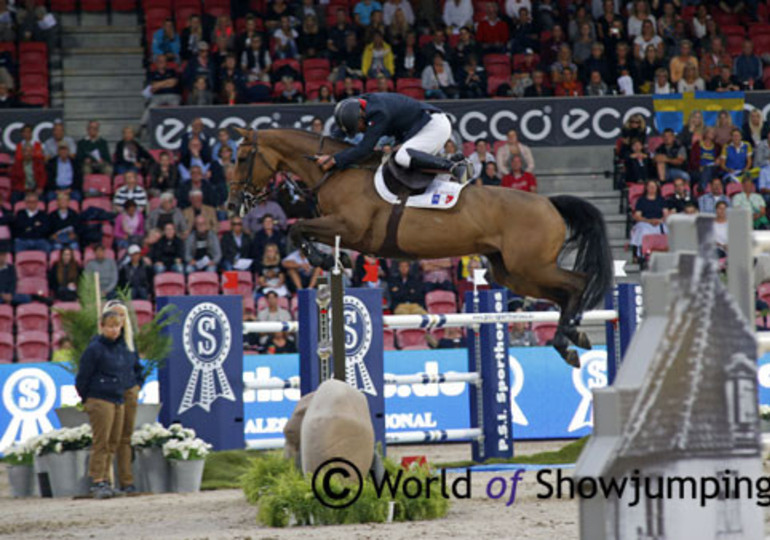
[488, 254, 589, 367]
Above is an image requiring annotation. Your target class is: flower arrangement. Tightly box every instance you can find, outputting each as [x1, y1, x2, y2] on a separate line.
[23, 424, 93, 457]
[131, 422, 196, 449]
[4, 441, 34, 466]
[162, 437, 212, 461]
[760, 405, 770, 421]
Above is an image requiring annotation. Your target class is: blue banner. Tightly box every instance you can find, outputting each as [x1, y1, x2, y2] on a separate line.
[4, 349, 770, 455]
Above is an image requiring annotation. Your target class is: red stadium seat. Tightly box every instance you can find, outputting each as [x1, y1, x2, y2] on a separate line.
[531, 322, 558, 346]
[19, 88, 49, 107]
[101, 222, 114, 250]
[721, 24, 745, 36]
[0, 332, 13, 362]
[641, 234, 669, 258]
[16, 303, 49, 333]
[302, 58, 331, 81]
[52, 301, 80, 332]
[726, 182, 743, 198]
[0, 305, 12, 334]
[18, 42, 47, 67]
[20, 73, 47, 89]
[365, 77, 394, 92]
[396, 328, 428, 349]
[749, 24, 770, 37]
[383, 328, 396, 350]
[271, 58, 301, 75]
[755, 34, 770, 55]
[83, 174, 113, 196]
[222, 270, 253, 298]
[16, 331, 50, 362]
[176, 5, 202, 32]
[154, 273, 186, 296]
[627, 183, 645, 210]
[132, 300, 154, 327]
[726, 34, 744, 55]
[81, 0, 107, 11]
[0, 175, 10, 200]
[50, 0, 77, 11]
[0, 41, 16, 60]
[81, 197, 113, 213]
[425, 290, 457, 314]
[187, 271, 220, 295]
[112, 0, 137, 11]
[16, 277, 48, 296]
[660, 183, 676, 198]
[15, 251, 48, 279]
[487, 76, 508, 95]
[396, 77, 421, 92]
[256, 295, 290, 312]
[399, 87, 425, 99]
[243, 296, 256, 319]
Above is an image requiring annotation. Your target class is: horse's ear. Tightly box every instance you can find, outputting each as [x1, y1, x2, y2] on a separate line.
[232, 126, 251, 140]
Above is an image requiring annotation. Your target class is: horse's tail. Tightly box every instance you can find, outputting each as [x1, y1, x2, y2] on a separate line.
[549, 195, 613, 313]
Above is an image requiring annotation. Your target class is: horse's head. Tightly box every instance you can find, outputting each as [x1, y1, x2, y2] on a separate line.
[229, 127, 277, 216]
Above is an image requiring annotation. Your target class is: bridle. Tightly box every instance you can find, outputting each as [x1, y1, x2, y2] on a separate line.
[238, 130, 278, 205]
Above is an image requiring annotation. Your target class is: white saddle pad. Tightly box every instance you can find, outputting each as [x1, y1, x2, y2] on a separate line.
[374, 163, 468, 209]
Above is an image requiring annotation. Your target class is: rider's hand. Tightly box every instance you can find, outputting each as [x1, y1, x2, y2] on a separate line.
[315, 154, 336, 172]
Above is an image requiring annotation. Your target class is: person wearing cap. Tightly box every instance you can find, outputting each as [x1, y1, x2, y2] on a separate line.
[316, 92, 468, 186]
[119, 244, 152, 300]
[45, 140, 82, 202]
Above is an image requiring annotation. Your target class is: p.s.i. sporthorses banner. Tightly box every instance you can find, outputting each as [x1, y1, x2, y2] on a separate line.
[149, 92, 770, 149]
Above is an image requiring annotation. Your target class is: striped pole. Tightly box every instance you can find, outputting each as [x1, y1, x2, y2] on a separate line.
[245, 428, 484, 450]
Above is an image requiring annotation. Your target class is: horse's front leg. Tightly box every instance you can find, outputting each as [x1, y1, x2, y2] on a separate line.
[290, 217, 350, 270]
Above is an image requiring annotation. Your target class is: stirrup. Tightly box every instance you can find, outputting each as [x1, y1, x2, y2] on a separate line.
[449, 161, 469, 183]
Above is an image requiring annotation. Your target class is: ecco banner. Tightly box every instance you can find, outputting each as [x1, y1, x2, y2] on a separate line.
[4, 351, 770, 456]
[0, 109, 62, 152]
[149, 92, 770, 149]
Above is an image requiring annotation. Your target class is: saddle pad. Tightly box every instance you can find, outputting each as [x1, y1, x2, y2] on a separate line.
[374, 164, 468, 209]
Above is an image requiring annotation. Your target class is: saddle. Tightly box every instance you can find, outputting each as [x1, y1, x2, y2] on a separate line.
[382, 156, 434, 197]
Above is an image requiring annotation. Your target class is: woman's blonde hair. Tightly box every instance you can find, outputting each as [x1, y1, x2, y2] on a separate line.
[102, 300, 135, 352]
[687, 110, 704, 132]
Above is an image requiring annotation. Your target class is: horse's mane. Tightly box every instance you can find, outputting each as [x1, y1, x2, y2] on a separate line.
[263, 128, 384, 167]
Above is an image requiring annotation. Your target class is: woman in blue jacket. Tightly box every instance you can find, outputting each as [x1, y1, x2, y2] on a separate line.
[75, 310, 137, 499]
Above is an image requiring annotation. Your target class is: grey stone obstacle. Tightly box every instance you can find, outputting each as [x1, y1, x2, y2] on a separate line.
[576, 210, 763, 540]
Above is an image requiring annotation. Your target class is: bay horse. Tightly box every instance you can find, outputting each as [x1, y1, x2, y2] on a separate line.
[229, 127, 613, 368]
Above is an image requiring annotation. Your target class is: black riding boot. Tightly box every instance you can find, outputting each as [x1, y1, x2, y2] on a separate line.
[406, 149, 468, 182]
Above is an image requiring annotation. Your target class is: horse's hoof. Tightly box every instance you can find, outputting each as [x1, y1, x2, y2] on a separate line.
[563, 350, 581, 368]
[576, 332, 592, 350]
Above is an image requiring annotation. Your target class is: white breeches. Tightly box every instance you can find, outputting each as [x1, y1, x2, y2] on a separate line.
[394, 112, 452, 168]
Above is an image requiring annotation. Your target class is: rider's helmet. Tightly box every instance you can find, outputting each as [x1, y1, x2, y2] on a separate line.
[334, 98, 364, 137]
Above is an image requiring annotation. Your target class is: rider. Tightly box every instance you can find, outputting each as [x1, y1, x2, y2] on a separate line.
[315, 92, 467, 184]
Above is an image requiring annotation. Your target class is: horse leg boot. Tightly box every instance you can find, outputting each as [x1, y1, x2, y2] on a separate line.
[406, 149, 468, 183]
[289, 224, 335, 270]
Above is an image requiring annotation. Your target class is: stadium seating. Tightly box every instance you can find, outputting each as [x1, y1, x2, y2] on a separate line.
[16, 331, 50, 362]
[188, 271, 220, 295]
[16, 303, 50, 333]
[154, 273, 186, 296]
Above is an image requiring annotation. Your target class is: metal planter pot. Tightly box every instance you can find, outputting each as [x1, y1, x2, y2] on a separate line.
[136, 446, 169, 493]
[7, 465, 35, 498]
[168, 459, 205, 493]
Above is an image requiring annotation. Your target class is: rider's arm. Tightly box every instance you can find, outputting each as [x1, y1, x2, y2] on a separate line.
[333, 112, 389, 169]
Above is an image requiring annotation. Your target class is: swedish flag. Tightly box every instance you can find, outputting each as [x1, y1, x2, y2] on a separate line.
[653, 91, 744, 133]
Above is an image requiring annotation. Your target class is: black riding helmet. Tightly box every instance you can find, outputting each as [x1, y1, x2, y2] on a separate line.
[334, 97, 364, 137]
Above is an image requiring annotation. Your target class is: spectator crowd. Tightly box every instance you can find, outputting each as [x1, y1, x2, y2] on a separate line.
[138, 0, 770, 125]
